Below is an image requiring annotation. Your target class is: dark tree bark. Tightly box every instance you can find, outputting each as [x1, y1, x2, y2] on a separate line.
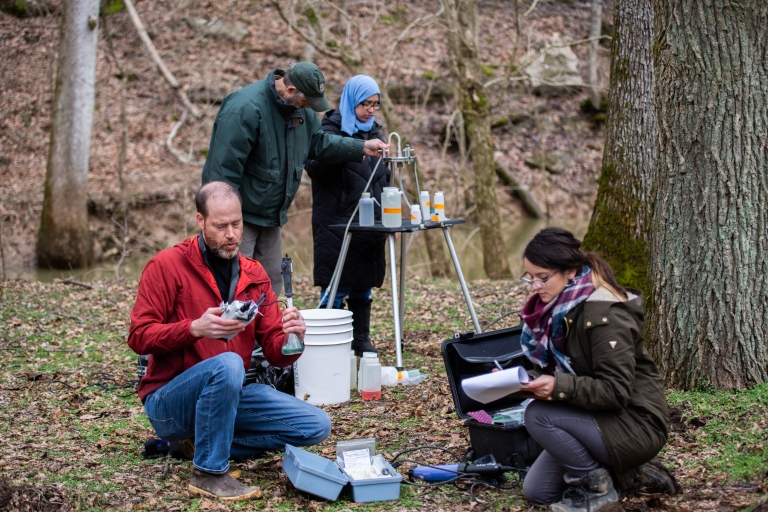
[582, 0, 656, 294]
[37, 0, 100, 269]
[647, 0, 768, 389]
[444, 0, 511, 278]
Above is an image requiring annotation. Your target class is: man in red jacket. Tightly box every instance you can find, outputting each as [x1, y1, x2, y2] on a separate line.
[128, 181, 330, 501]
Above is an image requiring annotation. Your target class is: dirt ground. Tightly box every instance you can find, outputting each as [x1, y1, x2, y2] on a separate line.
[0, 0, 608, 274]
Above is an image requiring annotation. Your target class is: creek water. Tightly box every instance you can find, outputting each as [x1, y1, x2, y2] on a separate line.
[8, 218, 588, 284]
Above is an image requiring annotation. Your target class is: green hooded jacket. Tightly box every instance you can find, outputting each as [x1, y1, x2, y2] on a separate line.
[201, 70, 365, 227]
[548, 288, 669, 480]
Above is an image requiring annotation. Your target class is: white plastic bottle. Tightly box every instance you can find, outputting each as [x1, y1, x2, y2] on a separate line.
[419, 191, 431, 223]
[357, 352, 378, 392]
[410, 204, 422, 225]
[358, 193, 374, 226]
[434, 191, 446, 221]
[381, 187, 402, 228]
[381, 366, 428, 386]
[350, 350, 357, 390]
[361, 359, 381, 400]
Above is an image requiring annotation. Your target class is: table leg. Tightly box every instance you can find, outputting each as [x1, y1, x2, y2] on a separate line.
[327, 232, 352, 308]
[442, 227, 482, 334]
[388, 233, 403, 369]
[398, 231, 407, 337]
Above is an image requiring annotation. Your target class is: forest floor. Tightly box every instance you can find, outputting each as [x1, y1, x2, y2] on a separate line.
[1, 0, 607, 275]
[0, 277, 767, 511]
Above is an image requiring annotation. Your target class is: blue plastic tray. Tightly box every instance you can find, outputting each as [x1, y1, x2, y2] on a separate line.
[338, 455, 403, 503]
[282, 444, 348, 501]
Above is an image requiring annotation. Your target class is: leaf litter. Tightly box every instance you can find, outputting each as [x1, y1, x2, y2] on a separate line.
[0, 277, 766, 510]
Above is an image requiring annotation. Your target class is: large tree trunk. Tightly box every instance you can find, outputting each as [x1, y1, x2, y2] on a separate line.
[648, 0, 768, 390]
[444, 0, 511, 278]
[37, 0, 100, 269]
[582, 0, 656, 294]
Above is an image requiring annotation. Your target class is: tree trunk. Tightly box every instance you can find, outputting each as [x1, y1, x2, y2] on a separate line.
[587, 0, 603, 109]
[582, 0, 656, 294]
[444, 0, 511, 278]
[647, 0, 768, 390]
[37, 0, 100, 269]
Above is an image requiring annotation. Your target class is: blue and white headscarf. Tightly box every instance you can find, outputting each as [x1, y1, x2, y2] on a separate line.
[339, 75, 380, 136]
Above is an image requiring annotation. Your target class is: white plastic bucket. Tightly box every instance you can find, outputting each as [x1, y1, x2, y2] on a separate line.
[294, 310, 353, 405]
[302, 309, 353, 324]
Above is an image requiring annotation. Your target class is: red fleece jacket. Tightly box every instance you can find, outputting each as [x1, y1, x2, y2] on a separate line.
[128, 237, 299, 403]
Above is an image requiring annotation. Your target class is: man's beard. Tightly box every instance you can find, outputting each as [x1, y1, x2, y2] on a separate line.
[203, 232, 241, 260]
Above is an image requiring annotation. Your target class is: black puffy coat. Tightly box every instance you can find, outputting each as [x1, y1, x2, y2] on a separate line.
[305, 110, 389, 289]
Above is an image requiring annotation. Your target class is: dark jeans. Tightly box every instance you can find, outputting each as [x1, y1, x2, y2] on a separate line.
[144, 353, 331, 474]
[523, 401, 612, 504]
[241, 222, 282, 296]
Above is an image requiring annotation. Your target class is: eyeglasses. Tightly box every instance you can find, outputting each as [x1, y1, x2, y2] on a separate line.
[519, 271, 559, 288]
[359, 101, 381, 111]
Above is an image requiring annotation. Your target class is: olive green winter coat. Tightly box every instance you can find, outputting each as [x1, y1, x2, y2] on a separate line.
[550, 288, 669, 477]
[202, 70, 365, 227]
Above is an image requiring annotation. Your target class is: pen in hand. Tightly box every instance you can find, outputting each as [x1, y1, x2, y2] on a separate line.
[494, 360, 504, 371]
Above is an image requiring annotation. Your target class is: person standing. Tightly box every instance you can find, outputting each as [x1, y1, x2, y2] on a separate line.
[305, 75, 387, 355]
[201, 63, 388, 295]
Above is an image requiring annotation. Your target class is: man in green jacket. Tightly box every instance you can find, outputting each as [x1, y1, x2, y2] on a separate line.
[202, 62, 388, 294]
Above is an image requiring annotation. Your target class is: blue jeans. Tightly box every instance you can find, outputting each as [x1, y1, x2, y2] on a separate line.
[319, 287, 372, 308]
[143, 352, 331, 474]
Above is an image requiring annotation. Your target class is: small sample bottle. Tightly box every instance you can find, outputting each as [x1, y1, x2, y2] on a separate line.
[358, 193, 374, 226]
[350, 350, 357, 390]
[430, 207, 438, 222]
[381, 187, 402, 228]
[357, 352, 378, 392]
[410, 204, 422, 225]
[419, 191, 431, 223]
[434, 191, 446, 221]
[361, 359, 382, 400]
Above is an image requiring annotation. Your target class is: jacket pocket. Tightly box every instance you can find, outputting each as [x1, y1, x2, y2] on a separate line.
[245, 163, 279, 183]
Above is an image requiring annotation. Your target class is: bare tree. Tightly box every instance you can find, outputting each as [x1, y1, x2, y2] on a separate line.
[647, 0, 768, 390]
[36, 0, 100, 269]
[582, 0, 655, 294]
[443, 0, 511, 278]
[587, 0, 603, 109]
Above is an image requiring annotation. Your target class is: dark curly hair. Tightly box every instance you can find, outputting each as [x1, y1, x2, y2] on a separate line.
[523, 227, 627, 299]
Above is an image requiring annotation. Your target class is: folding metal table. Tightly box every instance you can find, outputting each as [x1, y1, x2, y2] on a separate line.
[328, 218, 482, 370]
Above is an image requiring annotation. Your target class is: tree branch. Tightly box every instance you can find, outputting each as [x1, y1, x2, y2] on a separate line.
[166, 108, 205, 167]
[123, 0, 202, 119]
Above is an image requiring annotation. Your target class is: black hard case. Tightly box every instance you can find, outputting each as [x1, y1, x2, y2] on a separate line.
[441, 326, 543, 468]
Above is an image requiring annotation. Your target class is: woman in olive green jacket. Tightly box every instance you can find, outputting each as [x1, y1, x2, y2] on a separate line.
[518, 228, 670, 512]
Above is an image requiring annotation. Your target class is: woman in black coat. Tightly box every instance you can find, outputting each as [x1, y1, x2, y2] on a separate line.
[305, 75, 389, 355]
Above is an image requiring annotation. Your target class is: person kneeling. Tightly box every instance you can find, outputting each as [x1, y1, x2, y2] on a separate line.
[128, 181, 330, 501]
[516, 228, 676, 511]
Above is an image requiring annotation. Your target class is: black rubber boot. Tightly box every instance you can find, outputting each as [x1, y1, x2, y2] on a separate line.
[347, 299, 377, 356]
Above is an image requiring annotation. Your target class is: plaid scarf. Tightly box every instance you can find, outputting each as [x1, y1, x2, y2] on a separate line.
[520, 266, 594, 374]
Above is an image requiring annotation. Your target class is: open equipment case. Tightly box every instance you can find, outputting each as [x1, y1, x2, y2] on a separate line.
[441, 326, 544, 469]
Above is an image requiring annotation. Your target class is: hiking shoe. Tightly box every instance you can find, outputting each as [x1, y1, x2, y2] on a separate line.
[631, 458, 680, 495]
[189, 468, 261, 501]
[550, 468, 620, 512]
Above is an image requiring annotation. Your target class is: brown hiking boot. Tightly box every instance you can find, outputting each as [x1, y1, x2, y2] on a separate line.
[178, 439, 195, 460]
[189, 468, 261, 501]
[630, 458, 680, 495]
[550, 468, 620, 512]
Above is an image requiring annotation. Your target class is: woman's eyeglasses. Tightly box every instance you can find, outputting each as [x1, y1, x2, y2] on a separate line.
[359, 101, 381, 111]
[519, 271, 559, 288]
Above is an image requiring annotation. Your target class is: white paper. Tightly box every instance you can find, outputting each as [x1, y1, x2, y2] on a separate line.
[342, 448, 372, 469]
[461, 366, 530, 404]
